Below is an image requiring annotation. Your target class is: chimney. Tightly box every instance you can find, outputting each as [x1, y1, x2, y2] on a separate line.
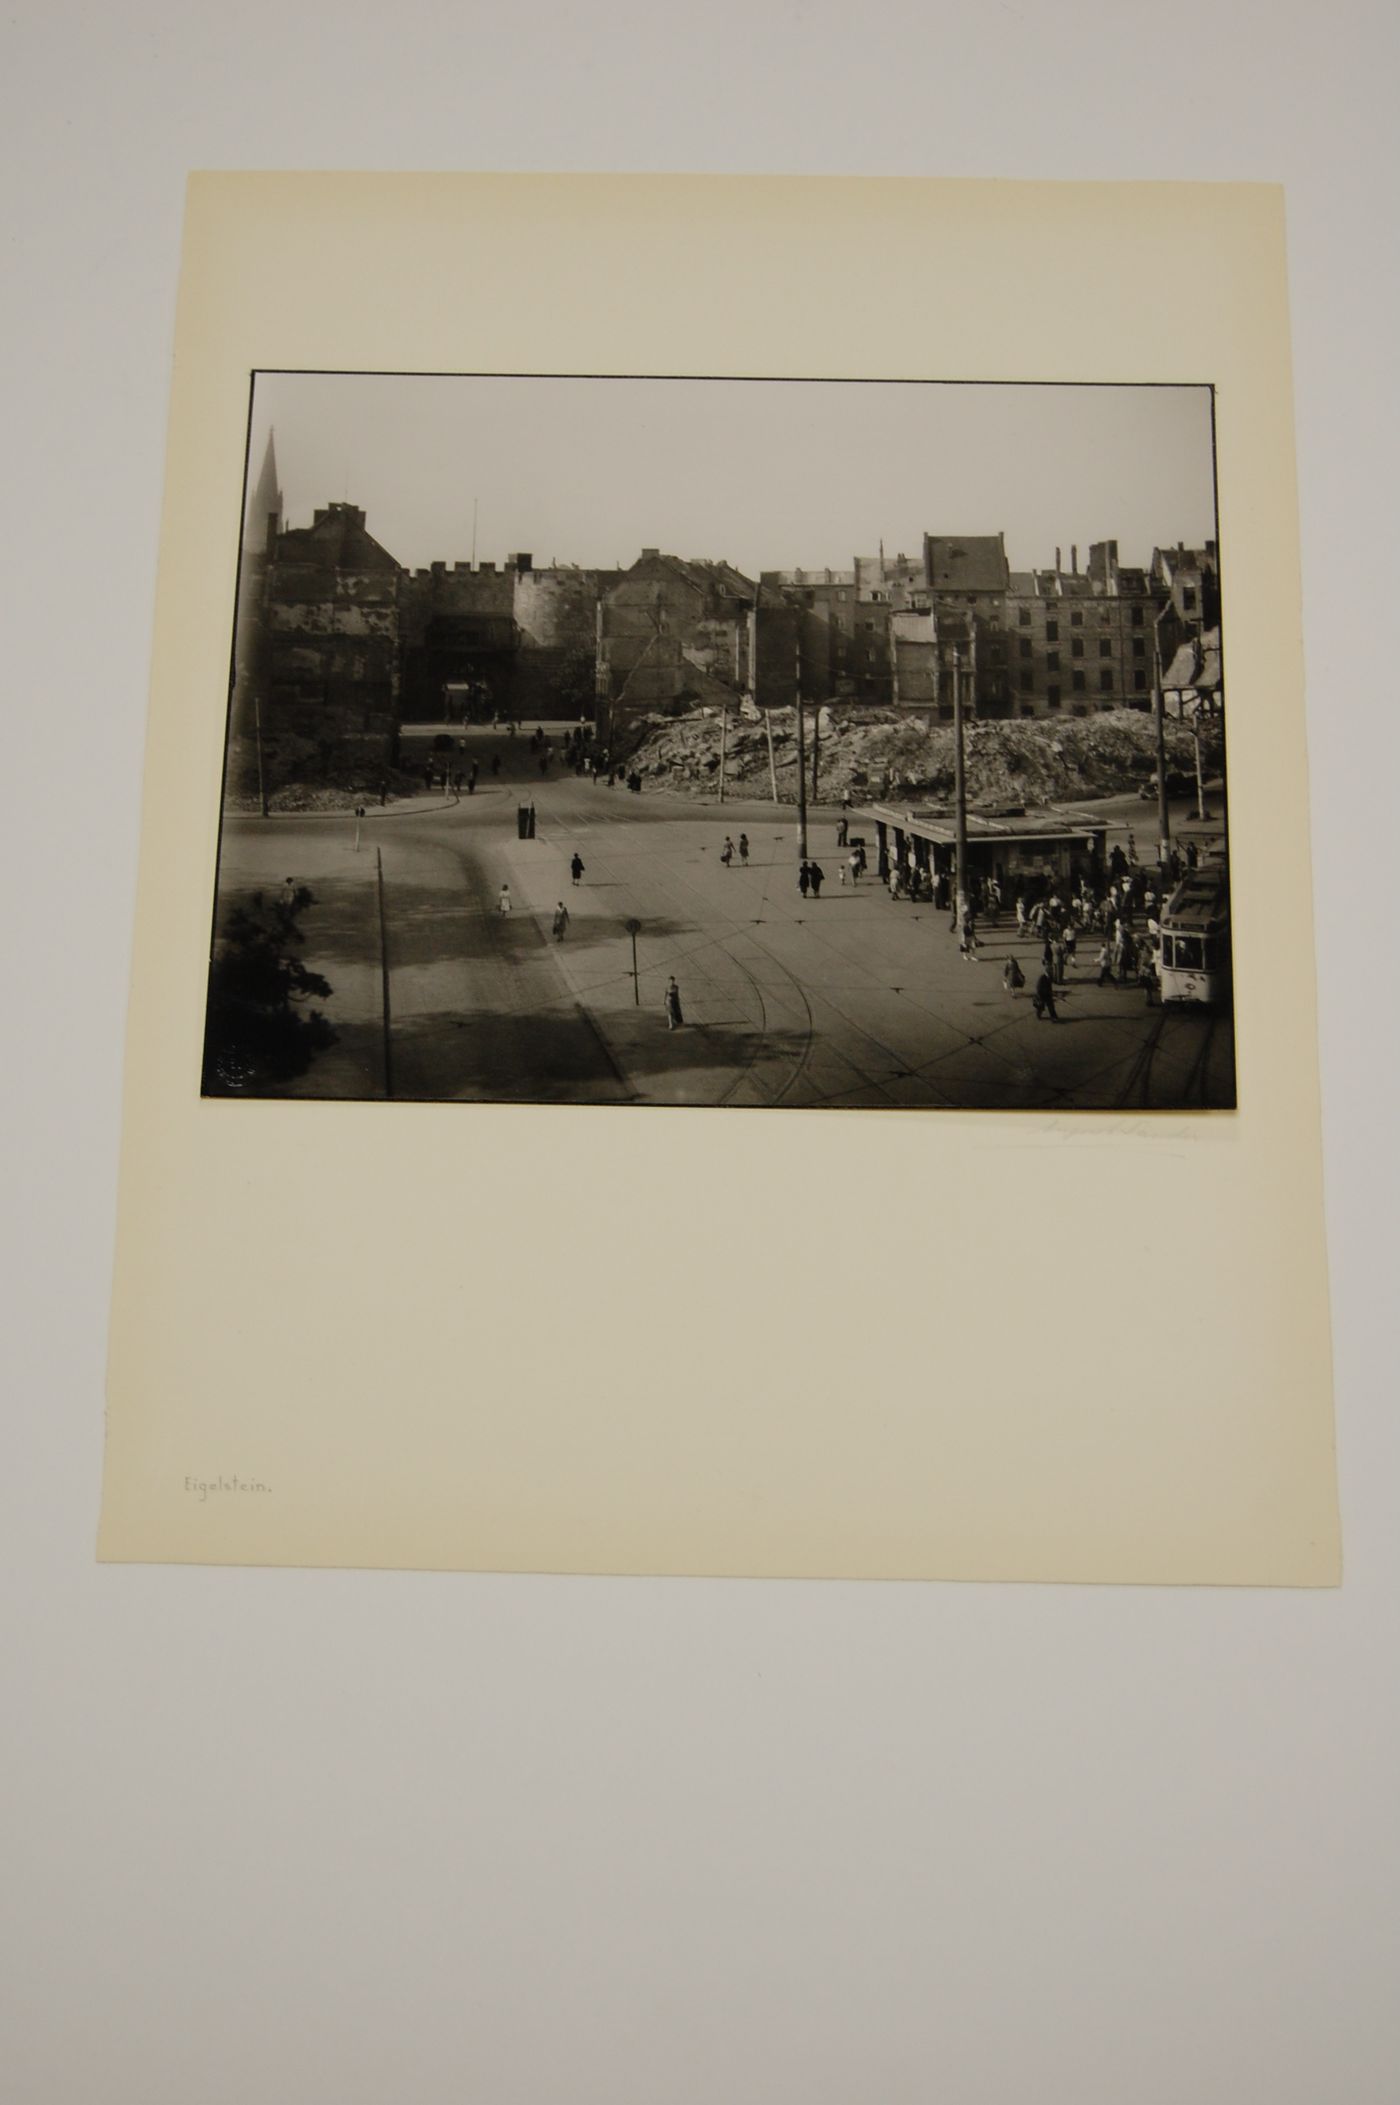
[641, 547, 659, 559]
[1055, 546, 1062, 571]
[1072, 545, 1078, 574]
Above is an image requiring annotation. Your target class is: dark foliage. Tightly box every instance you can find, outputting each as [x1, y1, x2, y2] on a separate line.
[202, 886, 337, 1094]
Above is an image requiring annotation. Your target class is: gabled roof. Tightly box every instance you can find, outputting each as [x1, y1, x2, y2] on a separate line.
[621, 551, 754, 599]
[690, 557, 758, 598]
[276, 503, 401, 574]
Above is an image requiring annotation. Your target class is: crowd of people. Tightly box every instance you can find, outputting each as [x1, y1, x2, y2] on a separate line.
[874, 833, 1166, 1013]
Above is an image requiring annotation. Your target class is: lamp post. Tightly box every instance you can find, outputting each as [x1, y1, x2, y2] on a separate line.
[626, 918, 641, 1005]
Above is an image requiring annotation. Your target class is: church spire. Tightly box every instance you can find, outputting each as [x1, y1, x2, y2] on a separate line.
[244, 429, 283, 553]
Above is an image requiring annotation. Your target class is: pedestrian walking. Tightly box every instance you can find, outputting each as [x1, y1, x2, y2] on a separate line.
[1032, 969, 1059, 1021]
[836, 816, 849, 848]
[1096, 942, 1114, 987]
[451, 769, 463, 794]
[570, 853, 585, 886]
[664, 977, 684, 1030]
[798, 861, 811, 898]
[278, 877, 298, 915]
[551, 902, 570, 942]
[720, 837, 735, 868]
[808, 861, 824, 898]
[738, 833, 749, 864]
[1052, 937, 1068, 986]
[961, 913, 980, 962]
[498, 884, 512, 915]
[469, 761, 479, 792]
[1003, 955, 1025, 995]
[848, 850, 862, 885]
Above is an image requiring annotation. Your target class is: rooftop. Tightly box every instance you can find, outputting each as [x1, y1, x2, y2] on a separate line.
[858, 800, 1109, 845]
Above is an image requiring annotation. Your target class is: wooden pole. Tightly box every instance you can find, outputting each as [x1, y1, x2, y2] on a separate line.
[1192, 704, 1207, 820]
[1153, 626, 1171, 882]
[953, 645, 967, 931]
[376, 846, 393, 1099]
[763, 705, 779, 805]
[794, 626, 808, 860]
[254, 690, 268, 819]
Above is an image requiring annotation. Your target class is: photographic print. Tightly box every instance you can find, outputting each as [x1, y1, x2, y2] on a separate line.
[101, 176, 1338, 1585]
[207, 372, 1233, 1111]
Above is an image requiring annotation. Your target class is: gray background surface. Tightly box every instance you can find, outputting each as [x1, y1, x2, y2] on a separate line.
[4, 4, 1396, 2098]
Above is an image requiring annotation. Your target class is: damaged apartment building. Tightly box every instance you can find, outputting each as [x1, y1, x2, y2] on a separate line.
[758, 534, 1221, 723]
[228, 438, 1222, 785]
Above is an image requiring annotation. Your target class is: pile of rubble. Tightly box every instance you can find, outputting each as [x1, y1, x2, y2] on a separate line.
[621, 706, 1220, 808]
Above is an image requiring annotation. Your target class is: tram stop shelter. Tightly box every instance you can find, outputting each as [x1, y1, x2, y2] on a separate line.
[855, 803, 1110, 892]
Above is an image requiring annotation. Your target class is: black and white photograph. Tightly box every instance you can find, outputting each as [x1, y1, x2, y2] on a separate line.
[207, 372, 1233, 1110]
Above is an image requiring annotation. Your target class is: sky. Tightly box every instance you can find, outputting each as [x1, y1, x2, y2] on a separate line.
[245, 373, 1217, 579]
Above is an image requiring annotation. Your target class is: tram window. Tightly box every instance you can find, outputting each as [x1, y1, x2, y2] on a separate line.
[1171, 935, 1204, 971]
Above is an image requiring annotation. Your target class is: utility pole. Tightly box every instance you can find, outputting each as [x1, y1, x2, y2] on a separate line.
[717, 698, 727, 804]
[253, 690, 269, 819]
[1153, 622, 1171, 884]
[752, 593, 779, 803]
[794, 622, 809, 860]
[1192, 701, 1207, 820]
[952, 644, 967, 931]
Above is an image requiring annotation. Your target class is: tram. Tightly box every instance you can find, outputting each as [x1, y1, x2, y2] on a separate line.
[1158, 861, 1231, 1008]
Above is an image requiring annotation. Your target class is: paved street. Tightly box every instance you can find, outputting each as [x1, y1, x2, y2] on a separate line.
[212, 727, 1234, 1108]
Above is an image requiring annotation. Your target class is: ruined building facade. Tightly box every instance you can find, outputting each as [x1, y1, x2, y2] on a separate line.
[230, 435, 1221, 767]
